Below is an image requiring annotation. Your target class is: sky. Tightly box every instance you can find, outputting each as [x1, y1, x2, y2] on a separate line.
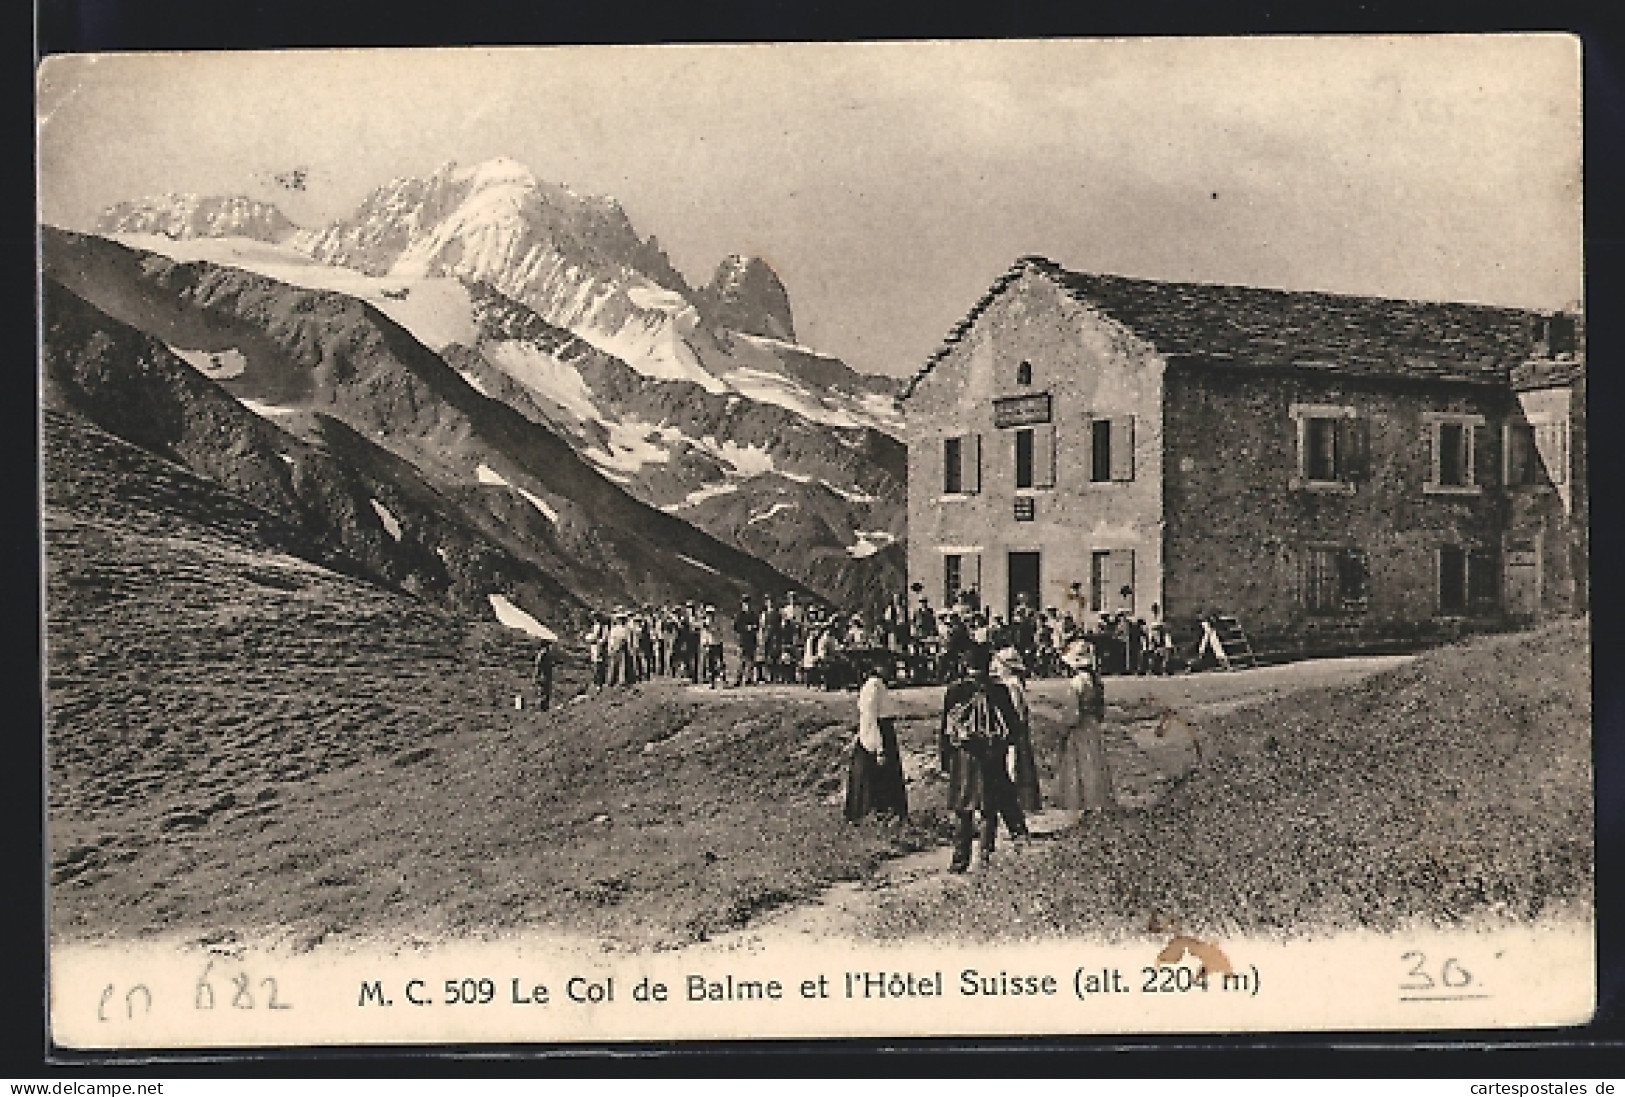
[37, 37, 1582, 377]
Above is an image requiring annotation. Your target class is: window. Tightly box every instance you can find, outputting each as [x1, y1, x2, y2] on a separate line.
[1016, 360, 1033, 386]
[1015, 428, 1034, 489]
[1291, 404, 1367, 488]
[1090, 422, 1112, 482]
[1305, 418, 1338, 482]
[1468, 547, 1500, 609]
[1439, 545, 1499, 614]
[1506, 420, 1566, 488]
[1088, 549, 1135, 613]
[1305, 547, 1369, 614]
[941, 434, 981, 495]
[1437, 422, 1467, 486]
[1504, 423, 1538, 486]
[1439, 546, 1467, 613]
[1086, 417, 1134, 482]
[943, 552, 981, 607]
[1425, 414, 1486, 494]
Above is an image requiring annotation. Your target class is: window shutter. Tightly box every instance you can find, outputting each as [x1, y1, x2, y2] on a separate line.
[1034, 423, 1056, 488]
[970, 553, 983, 601]
[1110, 416, 1135, 481]
[965, 433, 982, 494]
[1080, 417, 1095, 482]
[1473, 423, 1497, 487]
[1338, 417, 1370, 481]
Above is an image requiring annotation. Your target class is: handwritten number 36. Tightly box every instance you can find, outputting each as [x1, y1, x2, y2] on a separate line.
[1402, 951, 1472, 990]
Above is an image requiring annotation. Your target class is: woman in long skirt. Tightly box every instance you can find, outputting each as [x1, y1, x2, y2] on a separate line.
[1054, 638, 1113, 814]
[845, 667, 909, 821]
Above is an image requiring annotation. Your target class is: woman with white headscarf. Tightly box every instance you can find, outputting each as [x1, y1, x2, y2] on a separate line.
[844, 662, 908, 821]
[1054, 636, 1113, 816]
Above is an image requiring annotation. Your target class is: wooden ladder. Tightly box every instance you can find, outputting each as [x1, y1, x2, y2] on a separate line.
[1212, 615, 1258, 669]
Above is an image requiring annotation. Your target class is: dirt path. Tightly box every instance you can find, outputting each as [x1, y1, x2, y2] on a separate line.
[702, 655, 1415, 950]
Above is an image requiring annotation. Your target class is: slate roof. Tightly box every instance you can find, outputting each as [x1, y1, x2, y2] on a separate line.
[902, 256, 1565, 400]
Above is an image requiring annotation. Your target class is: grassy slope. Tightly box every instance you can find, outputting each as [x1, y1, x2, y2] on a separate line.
[870, 618, 1593, 941]
[46, 417, 936, 947]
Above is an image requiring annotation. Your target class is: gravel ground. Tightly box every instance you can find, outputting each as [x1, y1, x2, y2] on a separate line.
[865, 618, 1593, 942]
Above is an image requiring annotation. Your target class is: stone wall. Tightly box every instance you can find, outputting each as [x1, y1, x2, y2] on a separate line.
[1161, 364, 1515, 650]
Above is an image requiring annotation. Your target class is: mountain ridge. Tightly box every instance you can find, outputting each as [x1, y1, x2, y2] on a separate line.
[42, 226, 812, 629]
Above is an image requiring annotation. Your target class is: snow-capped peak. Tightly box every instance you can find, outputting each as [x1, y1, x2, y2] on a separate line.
[450, 156, 541, 191]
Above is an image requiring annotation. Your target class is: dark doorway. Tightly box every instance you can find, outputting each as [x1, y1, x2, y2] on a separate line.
[1008, 551, 1040, 619]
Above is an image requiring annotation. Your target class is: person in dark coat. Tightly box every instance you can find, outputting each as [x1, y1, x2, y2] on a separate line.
[844, 666, 908, 821]
[939, 644, 1025, 873]
[532, 638, 557, 712]
[992, 645, 1041, 823]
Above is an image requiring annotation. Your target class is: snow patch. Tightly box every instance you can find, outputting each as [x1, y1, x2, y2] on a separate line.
[515, 486, 559, 523]
[278, 453, 296, 466]
[734, 331, 841, 360]
[766, 469, 877, 504]
[118, 234, 477, 350]
[168, 345, 247, 379]
[488, 593, 557, 640]
[694, 436, 775, 478]
[747, 502, 797, 526]
[820, 479, 879, 504]
[627, 284, 690, 313]
[589, 417, 673, 473]
[675, 554, 720, 575]
[483, 340, 599, 422]
[456, 369, 491, 396]
[476, 463, 510, 487]
[238, 398, 297, 419]
[369, 499, 403, 541]
[723, 367, 869, 430]
[452, 157, 539, 190]
[846, 530, 898, 559]
[661, 480, 741, 512]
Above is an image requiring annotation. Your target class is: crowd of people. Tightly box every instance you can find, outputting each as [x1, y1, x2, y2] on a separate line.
[561, 585, 1190, 703]
[573, 592, 912, 694]
[908, 588, 1182, 682]
[529, 582, 1183, 874]
[526, 593, 1232, 872]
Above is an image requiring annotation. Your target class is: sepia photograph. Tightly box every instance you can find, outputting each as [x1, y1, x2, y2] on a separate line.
[36, 36, 1592, 1047]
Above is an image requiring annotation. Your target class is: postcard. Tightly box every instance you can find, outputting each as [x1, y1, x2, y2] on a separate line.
[37, 36, 1591, 1048]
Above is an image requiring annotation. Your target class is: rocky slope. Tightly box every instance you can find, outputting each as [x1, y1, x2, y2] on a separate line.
[696, 254, 796, 342]
[42, 227, 808, 633]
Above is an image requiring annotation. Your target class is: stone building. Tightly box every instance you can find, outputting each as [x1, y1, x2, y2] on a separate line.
[900, 256, 1586, 651]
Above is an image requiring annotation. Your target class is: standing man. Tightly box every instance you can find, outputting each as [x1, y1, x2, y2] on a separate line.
[607, 612, 633, 688]
[700, 606, 725, 688]
[532, 637, 557, 712]
[733, 596, 760, 687]
[939, 644, 1026, 873]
